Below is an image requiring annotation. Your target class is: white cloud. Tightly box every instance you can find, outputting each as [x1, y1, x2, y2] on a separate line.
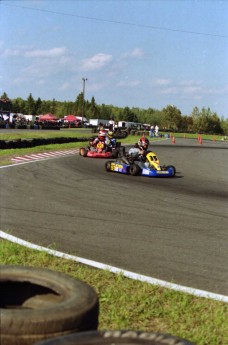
[24, 47, 68, 58]
[182, 86, 202, 95]
[81, 53, 112, 71]
[59, 82, 71, 91]
[203, 86, 228, 95]
[89, 81, 108, 92]
[117, 79, 141, 87]
[37, 79, 45, 85]
[179, 80, 202, 87]
[152, 78, 207, 99]
[1, 46, 68, 58]
[129, 48, 144, 58]
[122, 48, 145, 60]
[160, 87, 178, 95]
[1, 48, 22, 57]
[152, 78, 172, 86]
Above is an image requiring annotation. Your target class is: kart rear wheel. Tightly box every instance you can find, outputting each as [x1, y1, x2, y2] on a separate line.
[105, 161, 112, 172]
[112, 150, 118, 158]
[129, 164, 141, 176]
[79, 148, 88, 157]
[118, 146, 126, 156]
[166, 165, 176, 177]
[82, 149, 88, 157]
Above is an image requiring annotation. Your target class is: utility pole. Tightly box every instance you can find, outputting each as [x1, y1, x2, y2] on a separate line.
[82, 77, 88, 121]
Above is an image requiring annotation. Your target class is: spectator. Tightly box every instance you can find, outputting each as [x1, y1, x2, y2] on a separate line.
[108, 118, 115, 131]
[155, 124, 159, 136]
[150, 125, 154, 138]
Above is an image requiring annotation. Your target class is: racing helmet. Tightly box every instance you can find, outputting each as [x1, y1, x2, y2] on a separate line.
[138, 138, 141, 145]
[98, 130, 106, 141]
[139, 136, 149, 149]
[108, 130, 114, 139]
[140, 136, 149, 150]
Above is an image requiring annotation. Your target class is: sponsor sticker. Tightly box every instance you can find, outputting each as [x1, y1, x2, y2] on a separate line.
[142, 169, 150, 175]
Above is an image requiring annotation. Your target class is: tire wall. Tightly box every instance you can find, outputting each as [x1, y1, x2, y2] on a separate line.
[0, 265, 99, 345]
[0, 137, 92, 150]
[34, 330, 195, 345]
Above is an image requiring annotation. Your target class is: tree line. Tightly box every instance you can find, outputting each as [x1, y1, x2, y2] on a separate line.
[1, 92, 227, 135]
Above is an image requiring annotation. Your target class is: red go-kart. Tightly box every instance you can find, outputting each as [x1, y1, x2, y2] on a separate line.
[79, 141, 120, 158]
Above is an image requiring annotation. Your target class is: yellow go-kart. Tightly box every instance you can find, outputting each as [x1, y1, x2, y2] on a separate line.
[105, 150, 176, 177]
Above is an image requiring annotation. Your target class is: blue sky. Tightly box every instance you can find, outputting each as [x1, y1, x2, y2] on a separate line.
[1, 0, 228, 118]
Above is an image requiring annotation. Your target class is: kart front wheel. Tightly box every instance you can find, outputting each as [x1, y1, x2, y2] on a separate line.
[79, 148, 88, 157]
[82, 149, 89, 157]
[129, 164, 141, 176]
[105, 161, 112, 172]
[166, 165, 176, 177]
[79, 148, 84, 156]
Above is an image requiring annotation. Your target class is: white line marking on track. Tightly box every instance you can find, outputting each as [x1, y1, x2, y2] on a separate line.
[0, 230, 227, 303]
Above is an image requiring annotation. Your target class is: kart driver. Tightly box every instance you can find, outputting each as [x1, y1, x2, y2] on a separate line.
[127, 134, 149, 162]
[106, 130, 116, 148]
[138, 134, 149, 155]
[89, 130, 107, 149]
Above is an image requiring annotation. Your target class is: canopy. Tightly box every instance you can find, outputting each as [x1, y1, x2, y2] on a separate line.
[39, 113, 58, 121]
[64, 115, 81, 122]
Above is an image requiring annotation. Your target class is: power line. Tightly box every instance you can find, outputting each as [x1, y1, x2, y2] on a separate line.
[1, 1, 228, 38]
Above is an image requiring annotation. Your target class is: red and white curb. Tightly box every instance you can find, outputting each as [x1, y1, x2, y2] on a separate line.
[11, 149, 79, 163]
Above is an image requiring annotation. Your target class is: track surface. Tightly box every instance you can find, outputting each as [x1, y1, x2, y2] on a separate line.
[1, 139, 228, 296]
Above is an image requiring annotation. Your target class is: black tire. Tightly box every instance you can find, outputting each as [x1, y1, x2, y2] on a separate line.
[0, 265, 99, 345]
[105, 161, 113, 172]
[166, 165, 176, 177]
[129, 164, 141, 176]
[79, 148, 85, 156]
[34, 330, 194, 345]
[83, 149, 89, 157]
[112, 150, 118, 158]
[119, 146, 126, 156]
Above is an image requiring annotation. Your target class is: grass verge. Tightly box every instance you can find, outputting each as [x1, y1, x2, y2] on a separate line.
[0, 239, 227, 345]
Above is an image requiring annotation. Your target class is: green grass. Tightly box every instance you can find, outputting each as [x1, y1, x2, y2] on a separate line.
[0, 128, 92, 140]
[0, 240, 227, 345]
[166, 132, 225, 141]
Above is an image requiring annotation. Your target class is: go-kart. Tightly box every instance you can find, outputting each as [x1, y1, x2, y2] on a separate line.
[105, 150, 176, 177]
[79, 140, 122, 158]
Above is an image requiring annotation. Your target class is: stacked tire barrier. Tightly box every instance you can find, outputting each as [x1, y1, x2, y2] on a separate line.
[35, 330, 194, 345]
[0, 130, 129, 150]
[0, 137, 92, 150]
[0, 265, 99, 345]
[0, 265, 195, 345]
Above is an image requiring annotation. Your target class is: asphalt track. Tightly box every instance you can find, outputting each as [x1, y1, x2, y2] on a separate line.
[0, 138, 228, 296]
